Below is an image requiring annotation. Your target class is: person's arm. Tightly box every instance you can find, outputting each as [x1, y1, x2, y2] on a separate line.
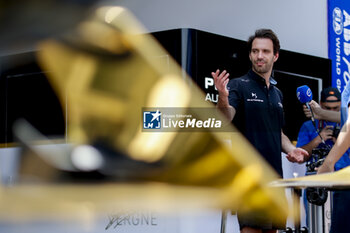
[211, 69, 236, 121]
[282, 131, 309, 163]
[304, 100, 341, 123]
[318, 107, 350, 174]
[300, 125, 334, 155]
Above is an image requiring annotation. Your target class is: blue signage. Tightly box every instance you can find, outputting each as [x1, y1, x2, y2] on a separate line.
[328, 0, 350, 93]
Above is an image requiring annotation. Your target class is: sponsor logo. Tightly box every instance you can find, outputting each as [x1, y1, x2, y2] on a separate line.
[306, 88, 312, 97]
[247, 92, 263, 102]
[333, 7, 343, 35]
[204, 76, 219, 103]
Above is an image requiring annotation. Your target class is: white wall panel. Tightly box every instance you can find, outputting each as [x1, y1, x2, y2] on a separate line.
[113, 0, 328, 58]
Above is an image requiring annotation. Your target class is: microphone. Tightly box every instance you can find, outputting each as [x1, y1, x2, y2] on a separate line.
[296, 85, 313, 106]
[296, 85, 315, 123]
[296, 85, 332, 151]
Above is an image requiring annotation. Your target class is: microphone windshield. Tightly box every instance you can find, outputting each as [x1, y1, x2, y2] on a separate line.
[296, 85, 313, 103]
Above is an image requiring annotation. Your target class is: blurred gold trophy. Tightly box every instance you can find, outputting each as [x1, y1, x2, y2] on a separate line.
[0, 4, 292, 224]
[271, 166, 350, 189]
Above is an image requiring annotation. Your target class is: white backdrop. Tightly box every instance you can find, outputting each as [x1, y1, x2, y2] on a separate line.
[112, 0, 328, 58]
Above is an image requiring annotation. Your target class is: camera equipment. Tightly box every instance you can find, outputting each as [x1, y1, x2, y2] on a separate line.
[306, 145, 330, 174]
[306, 187, 328, 206]
[305, 145, 331, 206]
[332, 125, 340, 138]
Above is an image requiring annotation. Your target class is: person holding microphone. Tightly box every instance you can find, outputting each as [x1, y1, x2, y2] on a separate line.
[296, 87, 341, 156]
[303, 83, 350, 233]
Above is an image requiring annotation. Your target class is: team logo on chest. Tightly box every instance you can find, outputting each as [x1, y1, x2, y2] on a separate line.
[247, 92, 264, 102]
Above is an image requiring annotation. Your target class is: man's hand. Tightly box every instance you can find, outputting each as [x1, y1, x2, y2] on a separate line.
[303, 100, 341, 123]
[286, 147, 309, 163]
[303, 100, 322, 119]
[211, 69, 236, 121]
[211, 69, 230, 97]
[319, 125, 334, 142]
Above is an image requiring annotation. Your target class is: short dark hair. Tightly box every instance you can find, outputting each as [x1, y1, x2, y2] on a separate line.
[247, 29, 280, 55]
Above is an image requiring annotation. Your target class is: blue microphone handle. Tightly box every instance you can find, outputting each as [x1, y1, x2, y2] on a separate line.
[306, 102, 330, 148]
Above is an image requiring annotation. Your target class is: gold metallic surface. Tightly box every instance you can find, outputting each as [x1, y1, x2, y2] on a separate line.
[271, 166, 350, 189]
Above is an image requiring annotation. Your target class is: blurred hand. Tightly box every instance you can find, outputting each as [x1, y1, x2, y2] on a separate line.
[286, 147, 309, 164]
[303, 100, 322, 119]
[319, 125, 334, 141]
